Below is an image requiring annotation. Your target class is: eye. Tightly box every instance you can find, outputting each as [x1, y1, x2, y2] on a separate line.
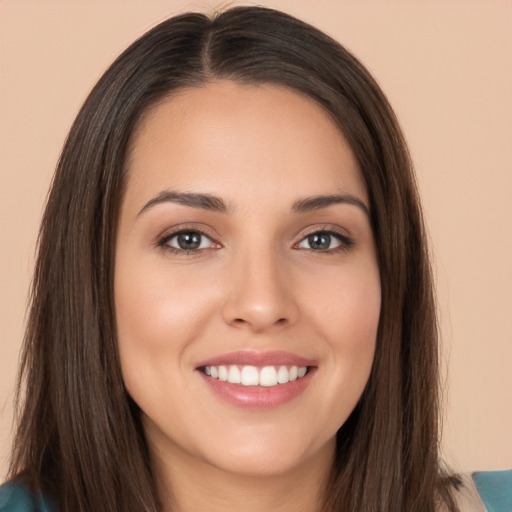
[159, 230, 217, 252]
[296, 230, 353, 252]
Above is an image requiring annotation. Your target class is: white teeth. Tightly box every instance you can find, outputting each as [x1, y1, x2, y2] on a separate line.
[259, 366, 278, 387]
[228, 365, 241, 384]
[241, 365, 259, 386]
[277, 365, 289, 384]
[203, 364, 309, 386]
[218, 365, 228, 381]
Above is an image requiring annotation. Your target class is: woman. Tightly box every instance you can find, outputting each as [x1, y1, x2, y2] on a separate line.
[0, 6, 491, 512]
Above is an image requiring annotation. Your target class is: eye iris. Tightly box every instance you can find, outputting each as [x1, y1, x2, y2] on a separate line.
[177, 232, 201, 250]
[308, 233, 331, 250]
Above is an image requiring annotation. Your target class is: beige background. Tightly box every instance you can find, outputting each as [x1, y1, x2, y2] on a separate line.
[1, 0, 511, 480]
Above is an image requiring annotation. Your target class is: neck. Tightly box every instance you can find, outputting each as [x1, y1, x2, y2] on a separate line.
[152, 441, 334, 512]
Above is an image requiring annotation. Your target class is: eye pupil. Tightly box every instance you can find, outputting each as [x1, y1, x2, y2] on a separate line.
[308, 233, 331, 250]
[177, 232, 201, 250]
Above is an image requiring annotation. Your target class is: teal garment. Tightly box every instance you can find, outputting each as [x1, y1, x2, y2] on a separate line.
[0, 482, 55, 512]
[1, 471, 511, 511]
[473, 470, 512, 512]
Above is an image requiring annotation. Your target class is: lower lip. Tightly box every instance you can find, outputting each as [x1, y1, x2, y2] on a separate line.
[198, 369, 316, 409]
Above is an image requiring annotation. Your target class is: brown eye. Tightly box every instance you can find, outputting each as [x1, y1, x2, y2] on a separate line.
[297, 230, 353, 252]
[306, 233, 333, 251]
[176, 232, 202, 250]
[162, 230, 215, 251]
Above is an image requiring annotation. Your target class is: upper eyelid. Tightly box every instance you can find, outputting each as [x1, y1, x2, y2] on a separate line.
[297, 230, 353, 244]
[295, 223, 352, 239]
[294, 225, 355, 250]
[156, 224, 220, 244]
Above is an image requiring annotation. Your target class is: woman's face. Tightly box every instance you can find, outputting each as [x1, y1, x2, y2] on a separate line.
[115, 81, 381, 478]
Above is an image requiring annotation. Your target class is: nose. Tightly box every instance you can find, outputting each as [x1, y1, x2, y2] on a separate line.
[222, 250, 299, 334]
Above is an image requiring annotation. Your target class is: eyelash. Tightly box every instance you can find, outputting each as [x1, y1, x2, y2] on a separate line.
[295, 229, 354, 254]
[156, 227, 219, 255]
[156, 227, 354, 255]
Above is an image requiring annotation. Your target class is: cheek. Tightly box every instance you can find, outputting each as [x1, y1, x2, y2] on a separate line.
[310, 260, 381, 349]
[306, 264, 380, 416]
[114, 259, 230, 414]
[114, 263, 196, 393]
[335, 276, 380, 378]
[338, 278, 380, 353]
[115, 262, 214, 350]
[114, 268, 206, 435]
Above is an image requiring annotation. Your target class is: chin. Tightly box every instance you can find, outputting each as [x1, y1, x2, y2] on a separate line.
[193, 426, 336, 479]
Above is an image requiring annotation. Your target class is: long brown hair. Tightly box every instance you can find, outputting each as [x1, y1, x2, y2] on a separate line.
[9, 6, 458, 511]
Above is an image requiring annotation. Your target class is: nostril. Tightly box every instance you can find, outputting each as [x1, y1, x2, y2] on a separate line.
[229, 316, 289, 331]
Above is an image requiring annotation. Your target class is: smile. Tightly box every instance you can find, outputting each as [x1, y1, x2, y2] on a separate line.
[202, 365, 309, 387]
[196, 351, 317, 409]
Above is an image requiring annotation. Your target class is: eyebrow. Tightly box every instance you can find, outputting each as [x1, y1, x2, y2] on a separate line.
[292, 194, 370, 217]
[138, 190, 369, 217]
[138, 191, 229, 216]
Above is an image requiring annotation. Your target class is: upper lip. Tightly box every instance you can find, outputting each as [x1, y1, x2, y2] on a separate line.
[195, 350, 317, 369]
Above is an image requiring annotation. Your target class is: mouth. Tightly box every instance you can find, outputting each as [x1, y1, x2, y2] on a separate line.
[195, 351, 317, 409]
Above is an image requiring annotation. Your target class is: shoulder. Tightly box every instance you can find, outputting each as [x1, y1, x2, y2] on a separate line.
[450, 470, 512, 512]
[472, 470, 512, 512]
[0, 481, 56, 512]
[450, 473, 487, 511]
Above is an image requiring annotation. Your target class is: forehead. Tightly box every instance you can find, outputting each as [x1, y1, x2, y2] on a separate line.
[124, 80, 367, 210]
